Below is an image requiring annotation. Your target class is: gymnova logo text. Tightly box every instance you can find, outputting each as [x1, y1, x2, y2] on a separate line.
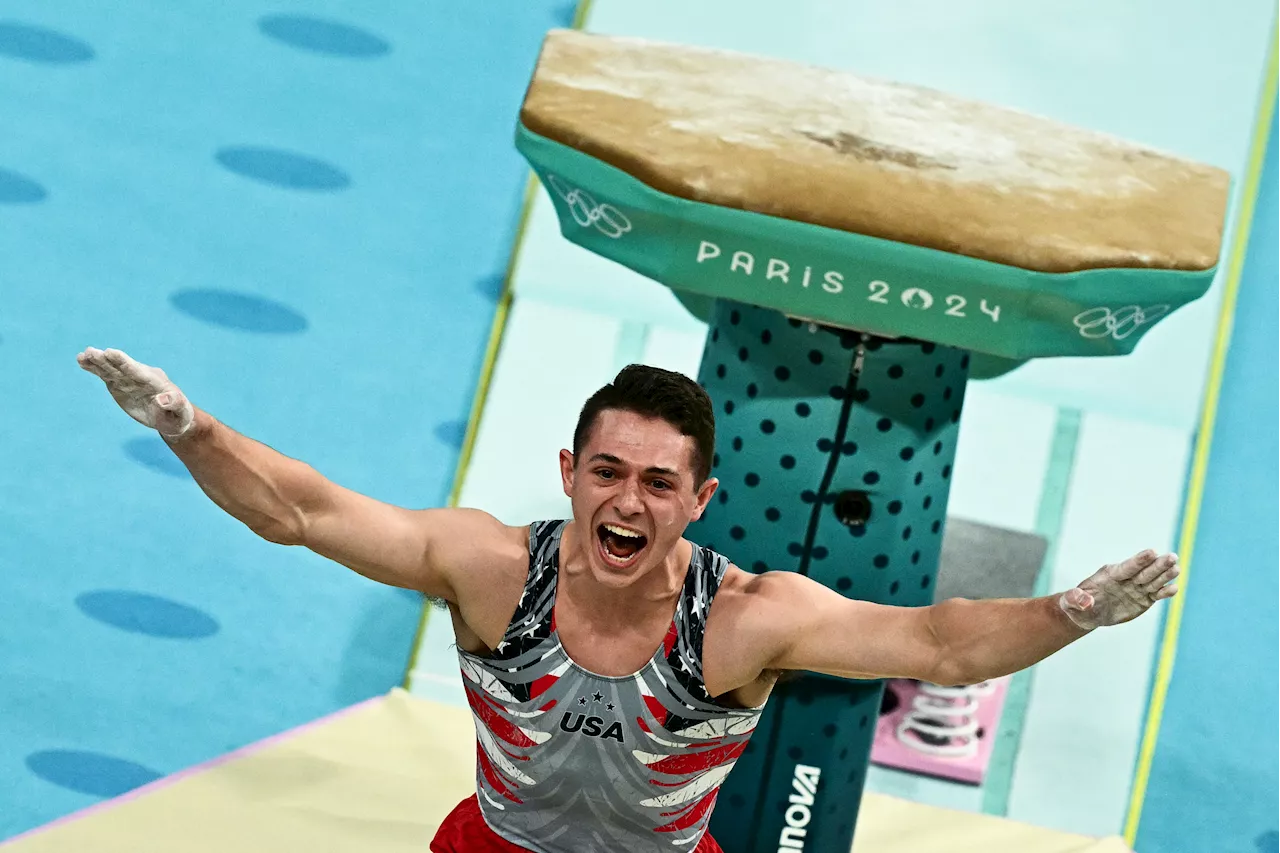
[777, 763, 822, 851]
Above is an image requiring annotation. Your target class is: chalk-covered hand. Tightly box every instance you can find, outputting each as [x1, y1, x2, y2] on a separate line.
[1059, 549, 1180, 631]
[77, 347, 195, 439]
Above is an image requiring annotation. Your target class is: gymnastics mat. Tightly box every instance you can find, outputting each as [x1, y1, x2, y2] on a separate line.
[0, 688, 1132, 852]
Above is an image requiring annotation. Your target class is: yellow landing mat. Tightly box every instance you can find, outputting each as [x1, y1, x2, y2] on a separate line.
[0, 689, 1130, 853]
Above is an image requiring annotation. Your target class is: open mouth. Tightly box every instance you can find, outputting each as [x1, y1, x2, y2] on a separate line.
[596, 523, 649, 568]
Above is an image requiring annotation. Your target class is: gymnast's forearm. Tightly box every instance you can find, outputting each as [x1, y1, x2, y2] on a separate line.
[162, 407, 319, 544]
[926, 595, 1090, 686]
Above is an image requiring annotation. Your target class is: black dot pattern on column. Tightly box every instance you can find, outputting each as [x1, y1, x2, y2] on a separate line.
[747, 383, 758, 398]
[724, 401, 735, 414]
[887, 500, 902, 515]
[859, 713, 870, 728]
[877, 417, 892, 432]
[718, 491, 729, 505]
[711, 329, 719, 343]
[842, 441, 857, 455]
[911, 550, 921, 564]
[765, 507, 781, 521]
[716, 364, 726, 379]
[730, 526, 744, 540]
[944, 387, 953, 400]
[900, 447, 914, 461]
[836, 577, 852, 591]
[910, 393, 925, 408]
[737, 347, 749, 362]
[745, 473, 760, 487]
[932, 520, 941, 534]
[788, 318, 802, 328]
[813, 546, 829, 559]
[921, 575, 931, 589]
[787, 542, 803, 556]
[839, 748, 849, 760]
[801, 490, 816, 503]
[888, 364, 904, 378]
[750, 561, 766, 572]
[817, 438, 833, 452]
[925, 417, 936, 430]
[873, 554, 889, 568]
[866, 339, 883, 351]
[863, 471, 880, 485]
[935, 364, 944, 378]
[829, 384, 845, 400]
[775, 366, 790, 381]
[889, 581, 900, 595]
[732, 437, 743, 451]
[902, 526, 912, 540]
[942, 464, 952, 479]
[921, 342, 936, 354]
[961, 354, 970, 368]
[849, 526, 866, 538]
[808, 350, 824, 365]
[787, 745, 804, 760]
[854, 388, 871, 402]
[760, 330, 772, 344]
[730, 310, 741, 324]
[923, 496, 933, 509]
[761, 419, 776, 434]
[951, 409, 961, 423]
[933, 441, 943, 454]
[914, 472, 924, 485]
[795, 402, 811, 417]
[713, 453, 721, 467]
[780, 455, 796, 469]
[822, 724, 837, 737]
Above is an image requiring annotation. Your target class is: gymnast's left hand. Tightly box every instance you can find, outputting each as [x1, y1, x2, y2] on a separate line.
[1058, 549, 1180, 631]
[76, 347, 196, 439]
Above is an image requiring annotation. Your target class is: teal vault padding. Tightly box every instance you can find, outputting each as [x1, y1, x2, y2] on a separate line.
[686, 301, 969, 851]
[516, 123, 1215, 361]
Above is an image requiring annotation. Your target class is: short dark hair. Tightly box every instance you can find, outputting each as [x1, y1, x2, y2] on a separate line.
[573, 364, 716, 486]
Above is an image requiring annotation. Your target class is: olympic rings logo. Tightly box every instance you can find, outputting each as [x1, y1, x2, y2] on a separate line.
[545, 174, 632, 239]
[1072, 304, 1171, 341]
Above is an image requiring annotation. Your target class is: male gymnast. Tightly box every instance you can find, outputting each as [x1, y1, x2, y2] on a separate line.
[78, 346, 1178, 852]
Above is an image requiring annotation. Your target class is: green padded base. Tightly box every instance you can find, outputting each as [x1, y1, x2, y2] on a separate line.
[517, 123, 1215, 361]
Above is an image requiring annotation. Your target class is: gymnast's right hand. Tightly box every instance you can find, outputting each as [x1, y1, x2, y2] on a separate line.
[77, 347, 196, 439]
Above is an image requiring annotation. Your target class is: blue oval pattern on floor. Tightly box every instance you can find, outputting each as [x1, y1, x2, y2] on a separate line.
[0, 22, 95, 64]
[433, 419, 467, 449]
[215, 145, 350, 191]
[170, 289, 308, 334]
[26, 750, 162, 798]
[0, 167, 48, 204]
[75, 591, 219, 640]
[258, 14, 391, 58]
[123, 436, 190, 479]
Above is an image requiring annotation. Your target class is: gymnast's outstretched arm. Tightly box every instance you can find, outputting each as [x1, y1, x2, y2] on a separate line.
[725, 548, 1179, 688]
[76, 347, 500, 600]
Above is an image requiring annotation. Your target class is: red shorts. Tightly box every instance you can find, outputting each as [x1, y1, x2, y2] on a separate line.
[430, 795, 725, 852]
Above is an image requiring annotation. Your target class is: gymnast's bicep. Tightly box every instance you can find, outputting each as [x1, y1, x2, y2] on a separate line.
[750, 570, 946, 684]
[297, 482, 500, 601]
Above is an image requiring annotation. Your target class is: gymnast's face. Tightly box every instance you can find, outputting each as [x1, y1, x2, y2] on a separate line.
[559, 409, 718, 586]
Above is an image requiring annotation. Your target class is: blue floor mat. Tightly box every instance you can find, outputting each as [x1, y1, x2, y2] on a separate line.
[0, 1, 574, 838]
[1135, 107, 1278, 853]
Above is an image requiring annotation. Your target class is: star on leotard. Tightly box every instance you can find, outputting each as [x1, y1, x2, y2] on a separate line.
[578, 697, 587, 706]
[606, 703, 615, 711]
[592, 691, 603, 702]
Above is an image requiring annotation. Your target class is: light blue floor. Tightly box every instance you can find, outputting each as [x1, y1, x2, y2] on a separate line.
[1136, 105, 1279, 853]
[0, 2, 574, 838]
